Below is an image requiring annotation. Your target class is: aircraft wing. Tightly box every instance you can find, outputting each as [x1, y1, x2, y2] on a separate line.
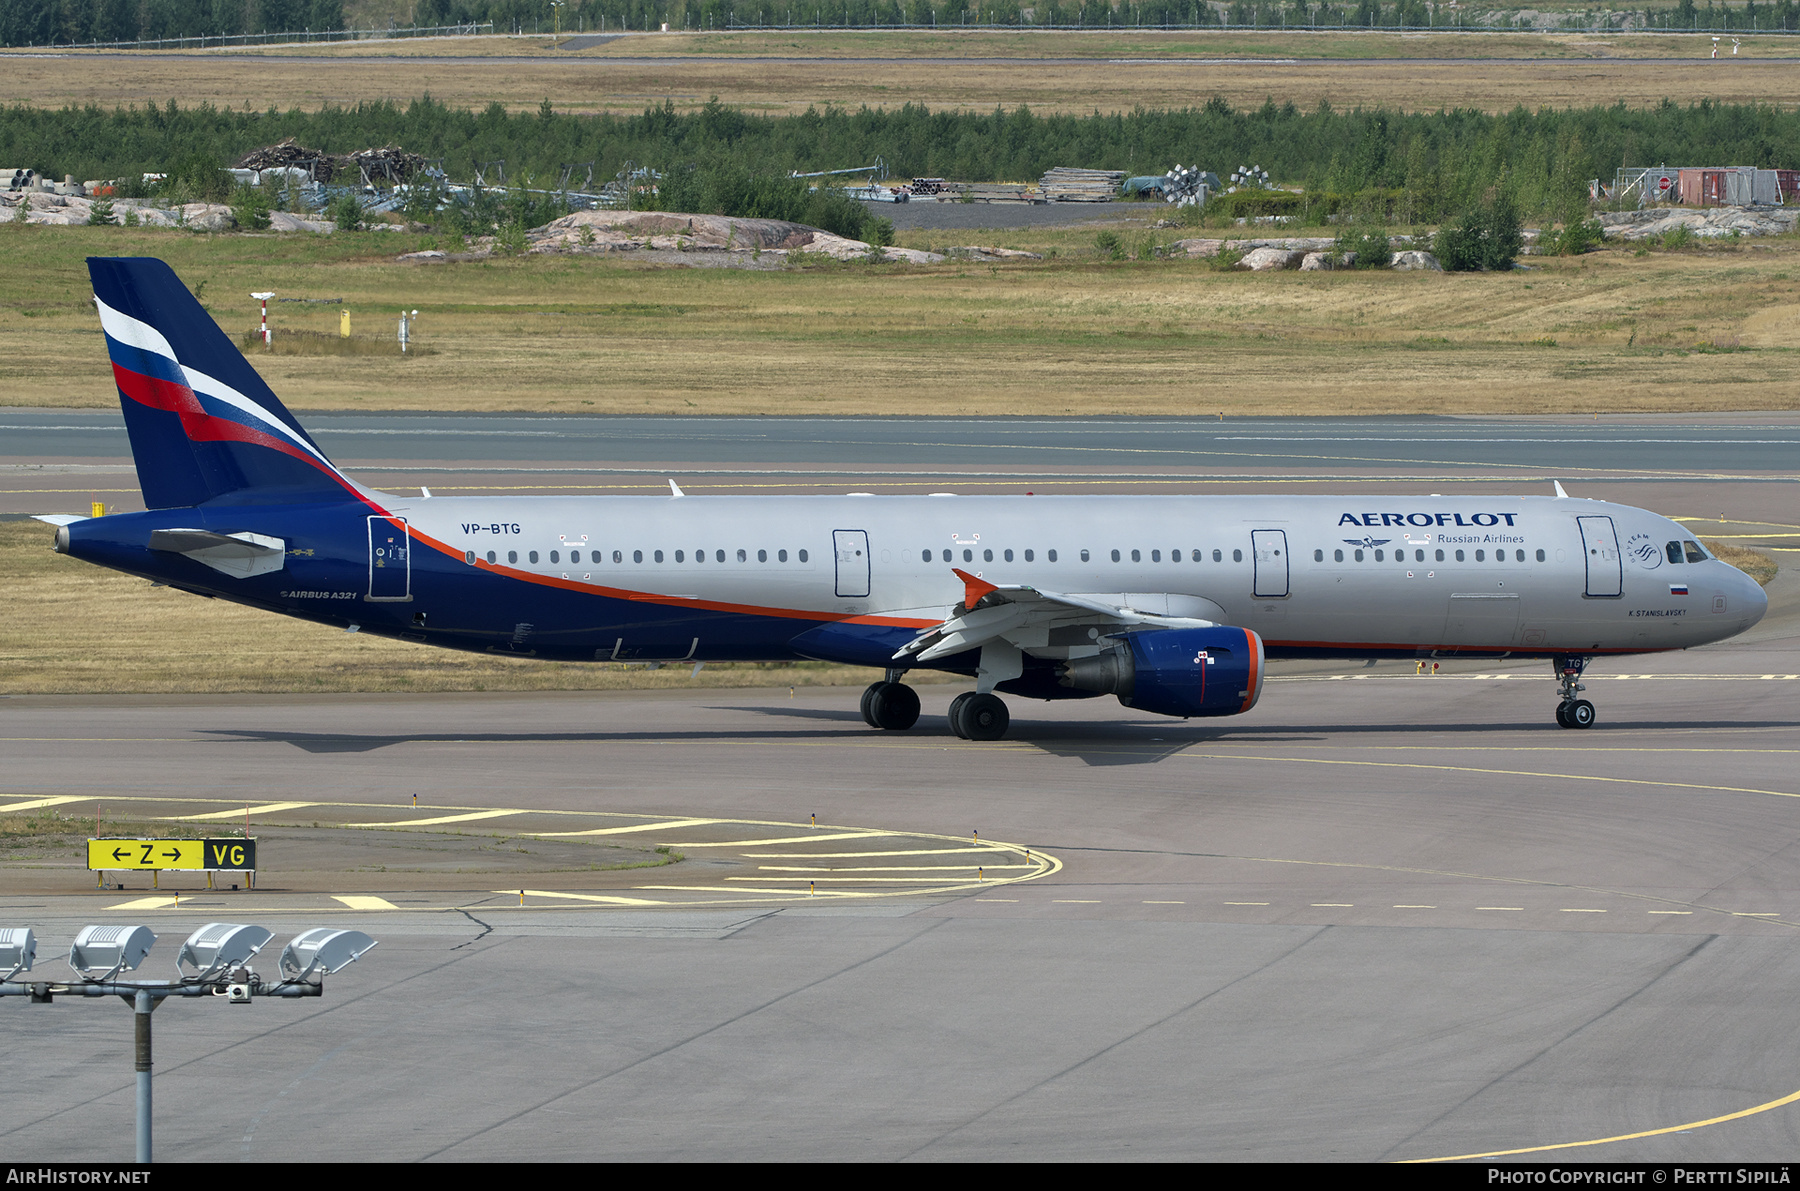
[894, 569, 1220, 662]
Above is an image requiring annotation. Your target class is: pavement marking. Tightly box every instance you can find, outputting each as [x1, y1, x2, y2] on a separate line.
[1411, 1084, 1800, 1162]
[1143, 900, 1186, 904]
[359, 809, 527, 828]
[331, 895, 398, 910]
[1223, 901, 1269, 906]
[1179, 750, 1800, 803]
[1312, 903, 1354, 907]
[108, 896, 178, 909]
[756, 864, 1037, 873]
[1478, 907, 1525, 911]
[1650, 910, 1694, 915]
[171, 801, 319, 820]
[745, 847, 999, 858]
[527, 817, 721, 837]
[730, 876, 991, 884]
[508, 889, 664, 906]
[1394, 905, 1437, 909]
[1054, 899, 1102, 903]
[1735, 912, 1782, 917]
[0, 795, 89, 813]
[670, 831, 893, 847]
[1560, 908, 1607, 913]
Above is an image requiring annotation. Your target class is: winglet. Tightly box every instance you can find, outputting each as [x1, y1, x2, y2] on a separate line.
[668, 479, 685, 498]
[1553, 481, 1569, 499]
[952, 567, 998, 609]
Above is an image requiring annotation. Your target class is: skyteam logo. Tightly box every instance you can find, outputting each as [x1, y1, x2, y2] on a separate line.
[1625, 532, 1663, 569]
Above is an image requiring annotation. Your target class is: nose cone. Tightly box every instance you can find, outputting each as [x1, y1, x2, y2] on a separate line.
[1738, 566, 1770, 630]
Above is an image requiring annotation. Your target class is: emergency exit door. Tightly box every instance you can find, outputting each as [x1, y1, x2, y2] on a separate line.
[367, 516, 411, 601]
[1578, 516, 1621, 598]
[1251, 529, 1289, 598]
[833, 529, 870, 598]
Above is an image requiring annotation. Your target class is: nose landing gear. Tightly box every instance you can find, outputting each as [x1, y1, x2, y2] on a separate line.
[1553, 655, 1596, 729]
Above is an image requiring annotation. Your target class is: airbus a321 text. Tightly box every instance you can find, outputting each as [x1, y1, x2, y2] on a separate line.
[36, 258, 1768, 740]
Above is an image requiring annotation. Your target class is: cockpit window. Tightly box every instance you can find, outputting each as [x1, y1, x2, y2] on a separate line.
[1666, 541, 1684, 565]
[1683, 540, 1708, 563]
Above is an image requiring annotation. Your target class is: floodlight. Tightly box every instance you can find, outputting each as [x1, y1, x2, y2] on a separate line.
[68, 924, 156, 981]
[176, 923, 272, 982]
[279, 929, 376, 981]
[0, 928, 34, 980]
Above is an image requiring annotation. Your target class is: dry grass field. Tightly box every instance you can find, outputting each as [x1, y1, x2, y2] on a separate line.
[4, 225, 1800, 418]
[2, 30, 1795, 115]
[0, 519, 899, 693]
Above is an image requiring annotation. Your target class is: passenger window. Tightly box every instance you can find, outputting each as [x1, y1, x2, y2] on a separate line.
[486, 550, 496, 563]
[779, 549, 789, 562]
[1131, 549, 1141, 562]
[1416, 549, 1425, 562]
[1374, 549, 1384, 562]
[527, 550, 538, 564]
[1232, 549, 1242, 562]
[737, 549, 747, 562]
[1080, 549, 1090, 562]
[631, 550, 641, 563]
[1684, 541, 1707, 563]
[1475, 550, 1484, 561]
[1170, 548, 1181, 562]
[1334, 549, 1344, 562]
[1111, 549, 1121, 562]
[1354, 549, 1364, 562]
[508, 550, 519, 564]
[1455, 550, 1465, 562]
[464, 550, 476, 565]
[1314, 549, 1323, 562]
[654, 550, 664, 563]
[1536, 549, 1545, 562]
[1024, 549, 1034, 562]
[1435, 549, 1445, 562]
[1153, 549, 1163, 562]
[798, 549, 809, 562]
[1047, 549, 1057, 562]
[1667, 541, 1684, 564]
[693, 549, 703, 563]
[759, 549, 768, 562]
[1515, 550, 1525, 562]
[550, 550, 560, 564]
[963, 548, 973, 563]
[716, 550, 726, 563]
[675, 550, 685, 563]
[984, 549, 993, 562]
[1004, 549, 1013, 562]
[921, 549, 931, 563]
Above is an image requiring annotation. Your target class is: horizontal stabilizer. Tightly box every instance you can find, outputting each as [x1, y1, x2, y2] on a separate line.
[149, 528, 286, 578]
[31, 514, 86, 526]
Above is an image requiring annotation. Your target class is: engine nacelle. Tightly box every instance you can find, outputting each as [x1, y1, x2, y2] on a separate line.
[1058, 626, 1265, 718]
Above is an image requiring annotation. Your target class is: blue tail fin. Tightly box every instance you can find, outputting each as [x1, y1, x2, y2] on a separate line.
[89, 257, 360, 509]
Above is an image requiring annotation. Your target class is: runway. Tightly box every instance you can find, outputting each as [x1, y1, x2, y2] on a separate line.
[4, 414, 1800, 1160]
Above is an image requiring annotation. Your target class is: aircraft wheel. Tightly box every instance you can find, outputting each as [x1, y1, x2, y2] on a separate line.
[947, 691, 976, 739]
[1555, 701, 1573, 729]
[1568, 699, 1597, 729]
[859, 682, 885, 728]
[957, 693, 1011, 742]
[869, 682, 920, 731]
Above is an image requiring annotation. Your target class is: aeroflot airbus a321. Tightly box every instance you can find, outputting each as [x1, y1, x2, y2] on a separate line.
[36, 258, 1768, 740]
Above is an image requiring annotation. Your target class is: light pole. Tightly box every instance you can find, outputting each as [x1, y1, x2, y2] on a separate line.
[2, 922, 377, 1163]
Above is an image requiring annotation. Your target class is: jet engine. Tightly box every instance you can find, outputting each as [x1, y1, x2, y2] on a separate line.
[1057, 626, 1265, 718]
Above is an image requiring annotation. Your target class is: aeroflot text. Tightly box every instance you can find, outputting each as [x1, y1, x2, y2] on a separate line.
[1340, 512, 1521, 527]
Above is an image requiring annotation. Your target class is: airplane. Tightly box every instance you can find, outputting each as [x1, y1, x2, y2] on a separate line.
[35, 257, 1769, 740]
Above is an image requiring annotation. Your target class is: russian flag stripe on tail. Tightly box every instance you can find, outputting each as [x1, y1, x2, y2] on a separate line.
[88, 257, 363, 510]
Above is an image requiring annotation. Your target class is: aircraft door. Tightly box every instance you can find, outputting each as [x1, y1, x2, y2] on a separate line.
[1251, 529, 1289, 598]
[1577, 516, 1622, 597]
[833, 529, 870, 598]
[367, 516, 411, 601]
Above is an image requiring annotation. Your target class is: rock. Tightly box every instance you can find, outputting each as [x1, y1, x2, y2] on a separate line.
[1598, 205, 1800, 242]
[1171, 238, 1226, 257]
[946, 245, 1043, 260]
[881, 247, 947, 264]
[1390, 250, 1443, 271]
[1299, 251, 1355, 271]
[178, 203, 235, 232]
[1236, 247, 1303, 271]
[396, 250, 448, 263]
[269, 211, 336, 234]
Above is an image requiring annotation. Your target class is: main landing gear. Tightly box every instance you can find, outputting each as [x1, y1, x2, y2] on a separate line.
[947, 691, 1010, 741]
[1553, 655, 1596, 729]
[859, 678, 921, 732]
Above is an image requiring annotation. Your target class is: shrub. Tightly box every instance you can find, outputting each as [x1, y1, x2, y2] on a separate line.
[86, 196, 115, 226]
[1544, 218, 1603, 256]
[1334, 225, 1392, 269]
[1094, 230, 1124, 260]
[1434, 194, 1524, 272]
[230, 184, 271, 231]
[326, 193, 364, 233]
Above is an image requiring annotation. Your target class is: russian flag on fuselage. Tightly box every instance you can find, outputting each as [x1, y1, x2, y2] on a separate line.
[89, 257, 363, 509]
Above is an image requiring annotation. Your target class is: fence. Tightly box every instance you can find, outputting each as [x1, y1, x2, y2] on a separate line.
[6, 23, 491, 53]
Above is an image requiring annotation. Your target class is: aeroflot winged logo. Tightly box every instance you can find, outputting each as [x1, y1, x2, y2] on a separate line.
[1339, 512, 1522, 527]
[1343, 536, 1391, 550]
